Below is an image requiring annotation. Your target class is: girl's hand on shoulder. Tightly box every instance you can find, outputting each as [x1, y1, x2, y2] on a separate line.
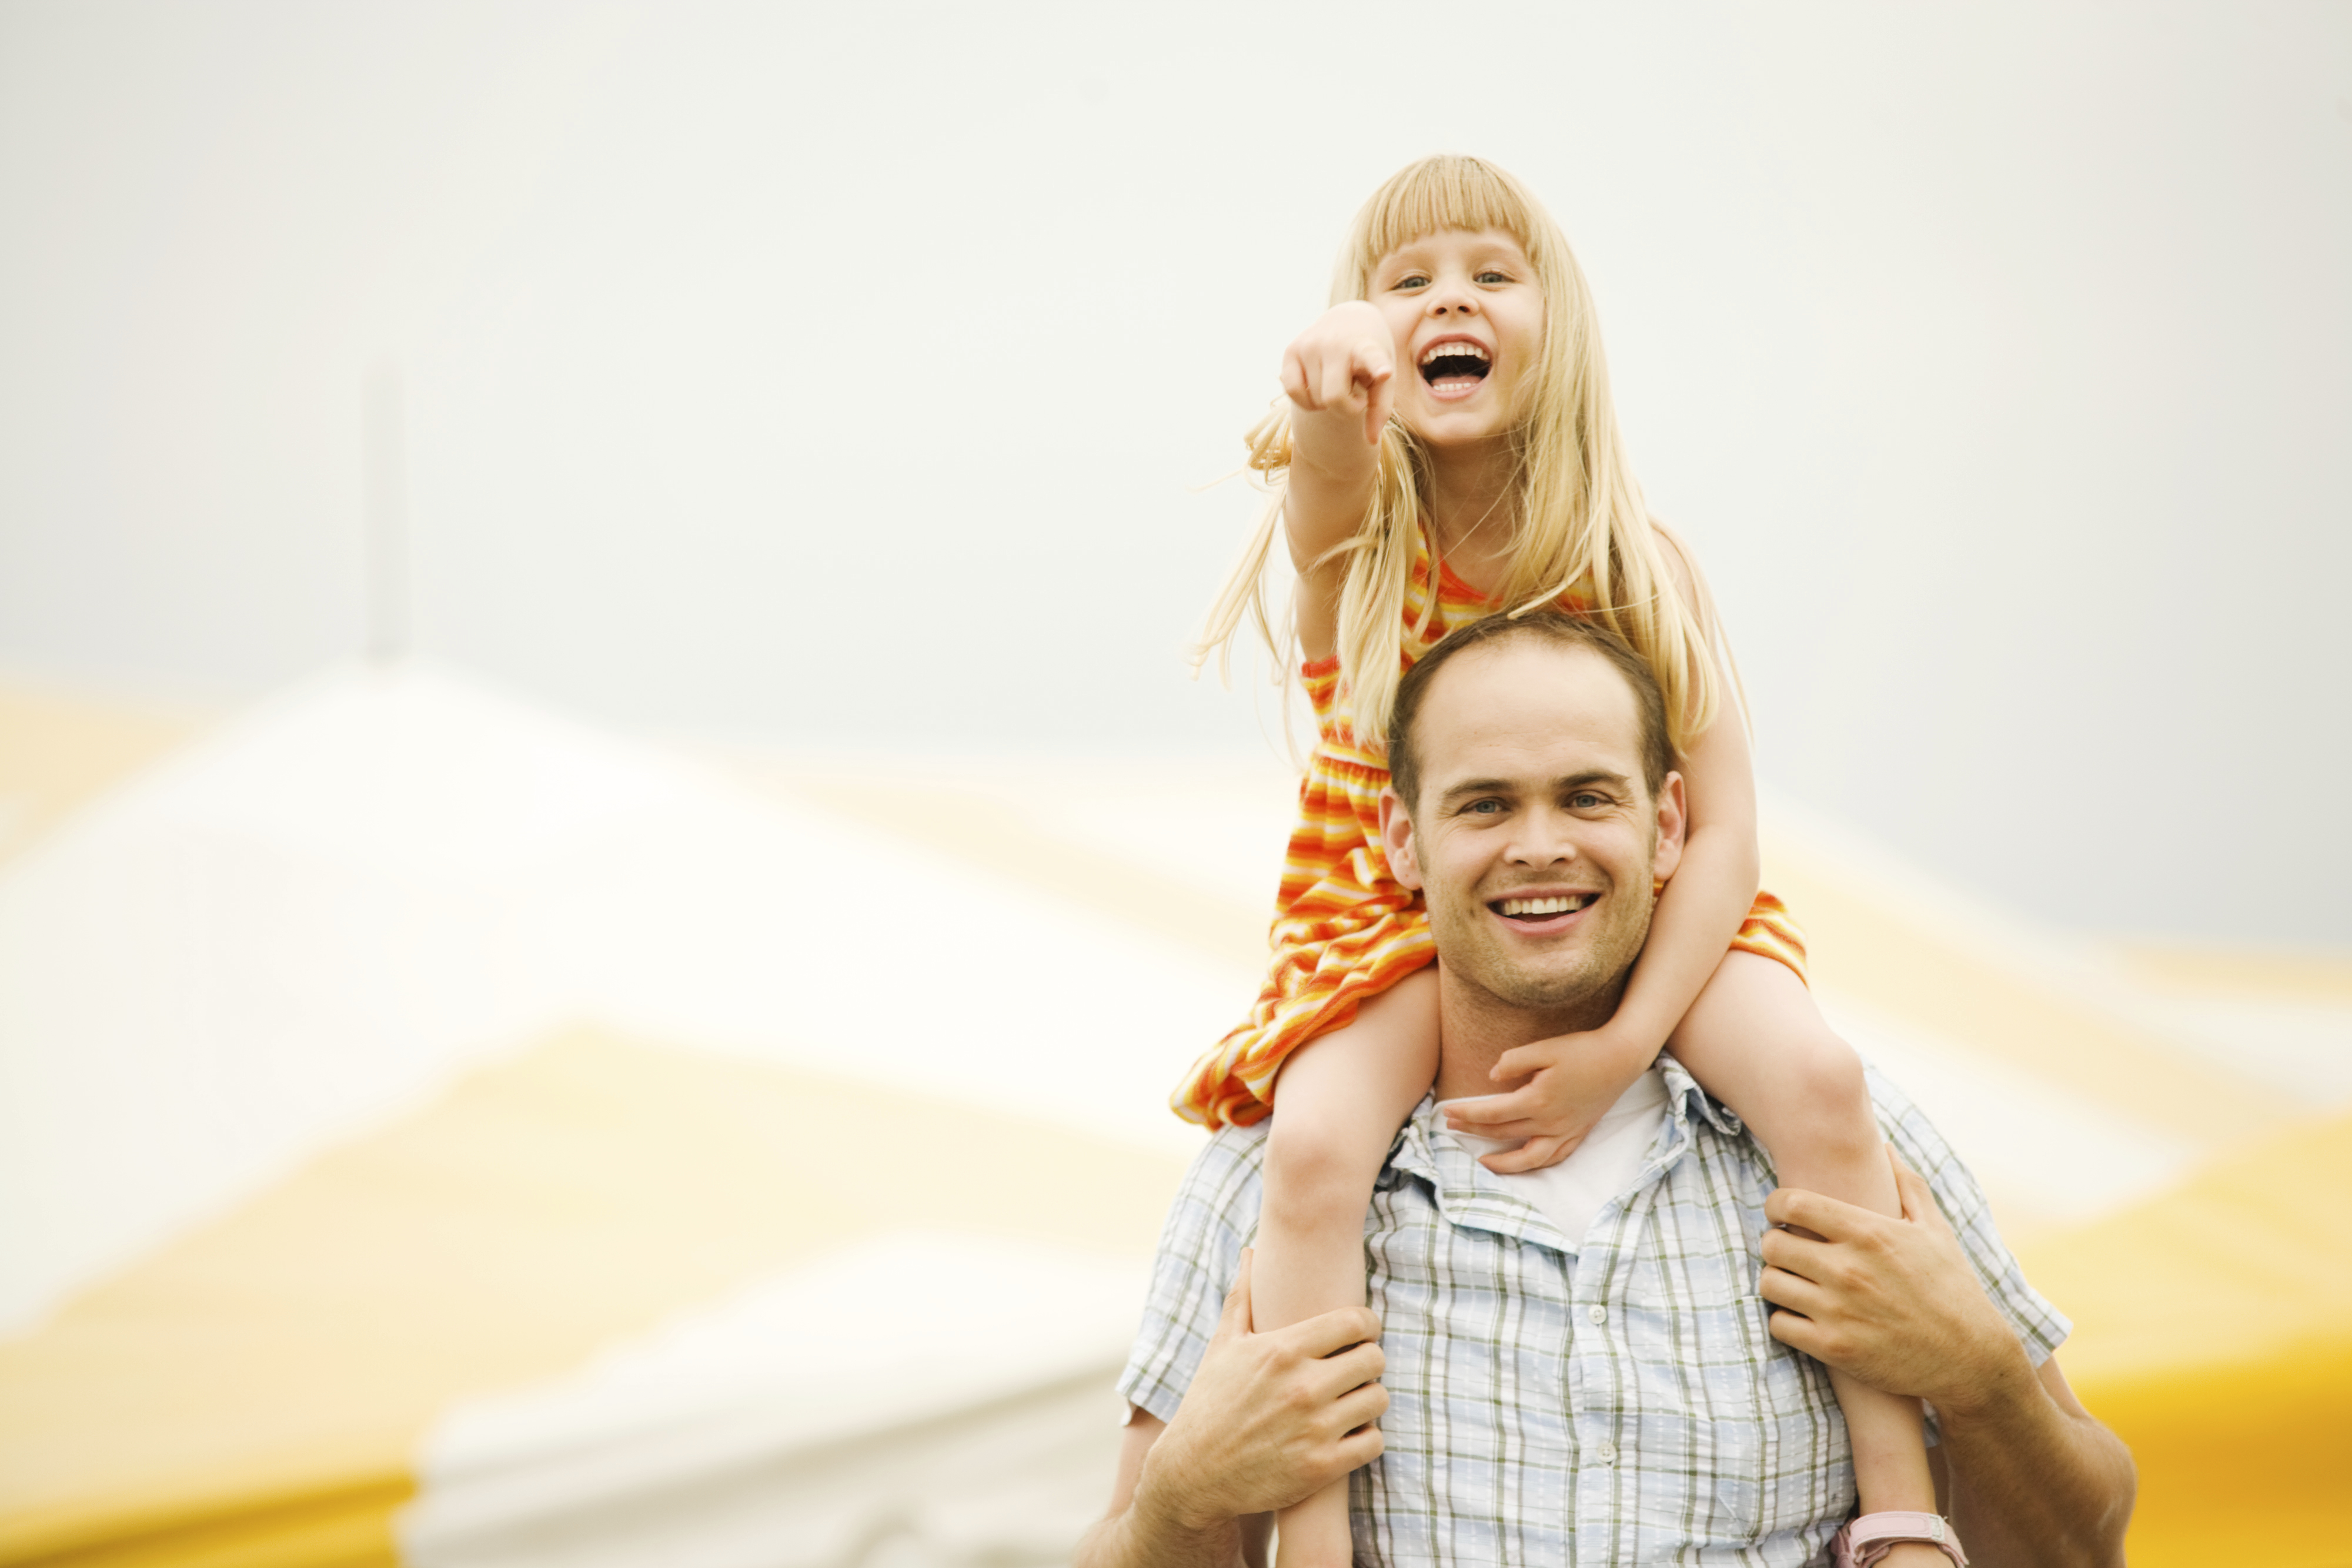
[1281, 300, 1396, 449]
[1443, 1027, 1661, 1175]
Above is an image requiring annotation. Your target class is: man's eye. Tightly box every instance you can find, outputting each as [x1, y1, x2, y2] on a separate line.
[1465, 799, 1504, 815]
[1569, 792, 1605, 809]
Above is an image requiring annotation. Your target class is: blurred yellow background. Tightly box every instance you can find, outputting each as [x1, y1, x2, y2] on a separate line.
[3, 674, 2347, 1566]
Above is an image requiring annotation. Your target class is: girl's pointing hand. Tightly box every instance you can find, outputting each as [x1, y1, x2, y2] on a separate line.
[1281, 299, 1396, 447]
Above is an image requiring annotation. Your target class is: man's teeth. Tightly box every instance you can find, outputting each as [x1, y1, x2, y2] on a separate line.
[1497, 895, 1591, 917]
[1419, 342, 1490, 366]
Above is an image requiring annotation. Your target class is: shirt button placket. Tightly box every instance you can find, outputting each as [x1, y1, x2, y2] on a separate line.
[1575, 1288, 1626, 1564]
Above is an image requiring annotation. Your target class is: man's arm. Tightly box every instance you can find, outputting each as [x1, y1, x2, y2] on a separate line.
[1084, 1412, 1274, 1568]
[1076, 1250, 1388, 1568]
[1759, 1151, 2135, 1568]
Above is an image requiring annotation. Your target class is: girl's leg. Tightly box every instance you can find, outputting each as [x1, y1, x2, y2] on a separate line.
[1257, 965, 1441, 1568]
[1669, 952, 1947, 1566]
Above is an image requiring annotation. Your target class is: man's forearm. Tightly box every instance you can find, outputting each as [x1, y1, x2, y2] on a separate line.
[1937, 1357, 2135, 1568]
[1072, 1499, 1245, 1568]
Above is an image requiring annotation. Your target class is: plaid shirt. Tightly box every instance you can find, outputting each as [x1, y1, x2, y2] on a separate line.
[1117, 1059, 2071, 1566]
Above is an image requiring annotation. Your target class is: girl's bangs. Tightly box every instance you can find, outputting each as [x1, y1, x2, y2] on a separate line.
[1352, 156, 1540, 277]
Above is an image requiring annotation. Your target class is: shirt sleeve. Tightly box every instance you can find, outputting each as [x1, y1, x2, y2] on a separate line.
[1865, 1063, 2075, 1370]
[1115, 1126, 1269, 1424]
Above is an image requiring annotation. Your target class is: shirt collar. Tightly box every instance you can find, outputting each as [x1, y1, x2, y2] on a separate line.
[1379, 1051, 1744, 1252]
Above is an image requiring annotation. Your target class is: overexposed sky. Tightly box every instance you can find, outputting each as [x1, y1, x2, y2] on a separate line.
[1, 1, 2347, 944]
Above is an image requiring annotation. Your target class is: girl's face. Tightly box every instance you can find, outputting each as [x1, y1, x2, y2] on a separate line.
[1368, 229, 1544, 449]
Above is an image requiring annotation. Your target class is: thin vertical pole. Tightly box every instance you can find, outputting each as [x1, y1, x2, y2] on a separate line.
[363, 360, 407, 663]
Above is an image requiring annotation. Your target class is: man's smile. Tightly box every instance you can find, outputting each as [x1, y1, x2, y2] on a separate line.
[1484, 887, 1600, 936]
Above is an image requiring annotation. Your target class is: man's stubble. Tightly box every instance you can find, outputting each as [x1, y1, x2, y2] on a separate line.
[1424, 824, 1661, 1025]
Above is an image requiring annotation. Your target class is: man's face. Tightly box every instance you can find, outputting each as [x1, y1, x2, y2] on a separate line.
[1379, 639, 1685, 1017]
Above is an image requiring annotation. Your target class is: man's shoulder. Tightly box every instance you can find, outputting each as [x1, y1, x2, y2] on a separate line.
[1859, 1062, 1980, 1211]
[1191, 1119, 1272, 1180]
[1161, 1121, 1272, 1232]
[1120, 1122, 1272, 1425]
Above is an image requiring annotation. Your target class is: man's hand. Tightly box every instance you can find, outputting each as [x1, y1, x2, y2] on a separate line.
[1442, 1027, 1657, 1176]
[1081, 1249, 1387, 1566]
[1759, 1147, 2136, 1567]
[1758, 1146, 2034, 1417]
[1141, 1248, 1388, 1526]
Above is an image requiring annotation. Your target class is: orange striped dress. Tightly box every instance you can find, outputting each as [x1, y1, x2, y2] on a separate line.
[1172, 529, 1808, 1129]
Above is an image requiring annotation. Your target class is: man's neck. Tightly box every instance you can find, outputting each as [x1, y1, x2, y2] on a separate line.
[1431, 970, 1626, 1102]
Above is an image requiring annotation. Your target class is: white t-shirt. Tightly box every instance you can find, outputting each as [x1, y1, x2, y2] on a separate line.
[1436, 1066, 1671, 1253]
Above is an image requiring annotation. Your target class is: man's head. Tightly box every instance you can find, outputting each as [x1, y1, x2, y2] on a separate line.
[1379, 612, 1684, 1021]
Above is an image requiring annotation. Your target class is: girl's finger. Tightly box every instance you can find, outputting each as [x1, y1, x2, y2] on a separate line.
[1447, 1087, 1542, 1125]
[1281, 346, 1313, 409]
[1364, 370, 1394, 445]
[1451, 1117, 1541, 1142]
[1481, 1135, 1576, 1175]
[1319, 352, 1357, 413]
[1352, 344, 1394, 443]
[1490, 1044, 1564, 1081]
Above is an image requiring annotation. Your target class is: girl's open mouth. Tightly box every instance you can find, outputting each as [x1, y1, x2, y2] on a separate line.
[1419, 340, 1492, 396]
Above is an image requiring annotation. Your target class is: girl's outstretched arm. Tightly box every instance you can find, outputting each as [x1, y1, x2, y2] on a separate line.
[1278, 300, 1395, 660]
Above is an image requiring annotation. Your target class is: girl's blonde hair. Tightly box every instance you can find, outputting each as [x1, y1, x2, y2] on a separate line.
[1196, 153, 1738, 758]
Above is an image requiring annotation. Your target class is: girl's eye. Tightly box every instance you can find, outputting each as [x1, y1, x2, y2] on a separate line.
[1393, 274, 1429, 291]
[1476, 270, 1509, 283]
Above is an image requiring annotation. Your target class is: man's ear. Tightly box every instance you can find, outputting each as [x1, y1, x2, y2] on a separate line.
[1377, 785, 1424, 891]
[1651, 771, 1688, 882]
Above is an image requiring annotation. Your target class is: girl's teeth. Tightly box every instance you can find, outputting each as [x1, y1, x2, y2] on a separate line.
[1419, 342, 1489, 366]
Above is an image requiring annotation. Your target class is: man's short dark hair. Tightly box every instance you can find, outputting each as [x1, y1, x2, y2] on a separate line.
[1387, 611, 1673, 814]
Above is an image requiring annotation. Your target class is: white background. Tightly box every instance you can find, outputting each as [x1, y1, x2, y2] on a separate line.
[2, 1, 2347, 943]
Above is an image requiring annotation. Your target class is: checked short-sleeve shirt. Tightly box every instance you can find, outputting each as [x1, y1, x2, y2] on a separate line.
[1117, 1058, 2070, 1567]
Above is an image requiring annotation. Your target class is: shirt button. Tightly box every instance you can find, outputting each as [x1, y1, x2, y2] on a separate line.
[1595, 1440, 1618, 1465]
[1588, 1304, 1608, 1325]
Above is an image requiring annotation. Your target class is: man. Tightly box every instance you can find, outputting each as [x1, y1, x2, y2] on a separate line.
[1080, 613, 2133, 1566]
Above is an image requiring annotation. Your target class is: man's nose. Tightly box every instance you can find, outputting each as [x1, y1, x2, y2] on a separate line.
[1506, 807, 1579, 865]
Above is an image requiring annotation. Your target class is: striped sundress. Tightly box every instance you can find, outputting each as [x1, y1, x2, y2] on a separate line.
[1172, 527, 1808, 1129]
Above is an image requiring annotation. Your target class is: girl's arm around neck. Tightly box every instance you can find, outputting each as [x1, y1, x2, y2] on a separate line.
[1602, 527, 1760, 1053]
[1610, 700, 1760, 1054]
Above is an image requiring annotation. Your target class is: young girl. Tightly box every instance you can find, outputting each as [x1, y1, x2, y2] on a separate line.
[1179, 156, 1963, 1568]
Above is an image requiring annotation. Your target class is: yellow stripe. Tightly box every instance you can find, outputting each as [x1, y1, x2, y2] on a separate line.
[3, 1476, 407, 1568]
[2019, 1111, 2352, 1566]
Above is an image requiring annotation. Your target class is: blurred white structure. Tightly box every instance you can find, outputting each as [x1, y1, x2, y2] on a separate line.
[406, 1235, 1145, 1568]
